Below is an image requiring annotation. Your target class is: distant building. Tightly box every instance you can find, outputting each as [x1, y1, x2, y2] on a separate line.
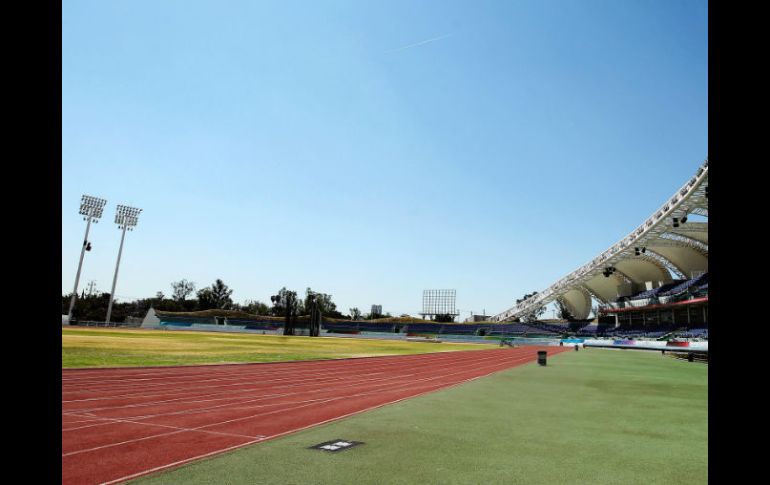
[464, 314, 490, 323]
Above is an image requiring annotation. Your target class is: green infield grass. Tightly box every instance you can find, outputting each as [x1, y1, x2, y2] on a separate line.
[130, 348, 707, 485]
[62, 327, 490, 368]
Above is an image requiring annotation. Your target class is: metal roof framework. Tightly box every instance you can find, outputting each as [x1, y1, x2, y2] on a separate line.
[492, 159, 709, 322]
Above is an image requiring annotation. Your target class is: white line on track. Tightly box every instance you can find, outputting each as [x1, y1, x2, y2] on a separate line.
[63, 351, 536, 457]
[62, 350, 484, 396]
[97, 348, 554, 485]
[64, 349, 499, 411]
[63, 350, 518, 422]
[61, 349, 475, 383]
[61, 349, 501, 407]
[62, 412, 264, 440]
[61, 351, 450, 385]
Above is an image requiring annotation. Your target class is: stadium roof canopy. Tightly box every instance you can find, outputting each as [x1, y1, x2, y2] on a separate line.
[492, 159, 708, 321]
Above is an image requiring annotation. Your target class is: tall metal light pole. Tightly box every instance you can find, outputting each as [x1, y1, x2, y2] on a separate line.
[105, 204, 142, 325]
[67, 195, 107, 322]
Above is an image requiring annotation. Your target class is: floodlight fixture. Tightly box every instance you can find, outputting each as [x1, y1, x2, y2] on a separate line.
[114, 204, 142, 230]
[78, 195, 107, 220]
[67, 194, 108, 322]
[105, 204, 143, 324]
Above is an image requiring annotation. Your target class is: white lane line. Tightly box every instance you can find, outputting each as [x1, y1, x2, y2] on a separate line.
[97, 349, 544, 485]
[62, 349, 480, 383]
[64, 351, 529, 456]
[62, 419, 265, 457]
[62, 348, 511, 405]
[62, 350, 486, 395]
[97, 439, 264, 485]
[63, 350, 515, 424]
[63, 348, 494, 387]
[62, 412, 265, 439]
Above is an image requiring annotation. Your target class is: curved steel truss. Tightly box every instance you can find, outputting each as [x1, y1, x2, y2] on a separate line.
[492, 158, 708, 322]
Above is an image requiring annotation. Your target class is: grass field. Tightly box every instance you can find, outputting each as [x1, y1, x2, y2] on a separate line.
[61, 327, 490, 368]
[129, 349, 707, 485]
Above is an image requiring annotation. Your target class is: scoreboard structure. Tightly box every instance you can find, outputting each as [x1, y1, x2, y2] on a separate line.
[419, 289, 458, 319]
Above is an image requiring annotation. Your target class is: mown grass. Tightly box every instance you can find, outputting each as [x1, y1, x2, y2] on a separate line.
[61, 327, 490, 368]
[131, 349, 707, 485]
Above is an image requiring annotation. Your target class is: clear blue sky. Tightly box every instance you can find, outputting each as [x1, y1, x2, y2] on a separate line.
[62, 0, 707, 318]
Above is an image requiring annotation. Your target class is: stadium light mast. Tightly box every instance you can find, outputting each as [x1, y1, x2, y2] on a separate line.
[105, 204, 142, 325]
[67, 195, 107, 322]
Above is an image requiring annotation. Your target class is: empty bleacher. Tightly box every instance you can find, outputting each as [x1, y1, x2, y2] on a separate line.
[404, 323, 444, 334]
[660, 273, 708, 296]
[321, 321, 396, 333]
[624, 281, 682, 301]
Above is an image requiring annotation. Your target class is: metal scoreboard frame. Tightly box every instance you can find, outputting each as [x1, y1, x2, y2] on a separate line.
[420, 289, 458, 318]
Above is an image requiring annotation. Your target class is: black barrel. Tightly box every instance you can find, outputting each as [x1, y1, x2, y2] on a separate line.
[537, 350, 547, 366]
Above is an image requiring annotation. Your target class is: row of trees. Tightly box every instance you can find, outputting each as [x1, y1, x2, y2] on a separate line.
[62, 278, 352, 323]
[518, 292, 598, 323]
[64, 282, 592, 325]
[347, 307, 394, 320]
[512, 291, 547, 323]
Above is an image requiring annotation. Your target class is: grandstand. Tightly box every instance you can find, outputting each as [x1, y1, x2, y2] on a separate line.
[491, 159, 708, 340]
[150, 159, 709, 345]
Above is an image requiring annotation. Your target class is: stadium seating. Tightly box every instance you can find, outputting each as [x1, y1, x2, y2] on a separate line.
[404, 323, 444, 334]
[486, 324, 534, 335]
[525, 323, 568, 335]
[322, 321, 362, 333]
[158, 316, 201, 326]
[660, 273, 708, 296]
[356, 323, 396, 333]
[624, 281, 682, 301]
[675, 328, 708, 338]
[439, 326, 478, 335]
[321, 321, 396, 333]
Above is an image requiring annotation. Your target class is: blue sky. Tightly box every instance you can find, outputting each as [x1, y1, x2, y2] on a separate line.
[62, 0, 707, 318]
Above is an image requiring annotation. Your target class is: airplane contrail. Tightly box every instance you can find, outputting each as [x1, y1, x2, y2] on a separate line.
[386, 33, 452, 53]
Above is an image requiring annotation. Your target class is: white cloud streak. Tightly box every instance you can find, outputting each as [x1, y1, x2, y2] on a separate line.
[386, 33, 453, 54]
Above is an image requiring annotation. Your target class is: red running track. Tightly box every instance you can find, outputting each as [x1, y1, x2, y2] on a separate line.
[62, 346, 568, 485]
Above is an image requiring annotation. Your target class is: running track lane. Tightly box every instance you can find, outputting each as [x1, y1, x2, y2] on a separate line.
[62, 346, 569, 485]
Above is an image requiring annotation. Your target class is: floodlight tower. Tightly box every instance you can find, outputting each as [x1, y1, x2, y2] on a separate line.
[105, 204, 142, 325]
[67, 195, 107, 322]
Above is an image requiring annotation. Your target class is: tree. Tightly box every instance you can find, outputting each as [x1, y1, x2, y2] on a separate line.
[171, 279, 196, 302]
[516, 291, 546, 323]
[271, 287, 299, 335]
[196, 279, 234, 310]
[303, 288, 336, 315]
[307, 293, 322, 337]
[211, 279, 233, 308]
[349, 307, 362, 320]
[433, 314, 455, 323]
[196, 288, 216, 310]
[244, 300, 270, 315]
[556, 299, 577, 321]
